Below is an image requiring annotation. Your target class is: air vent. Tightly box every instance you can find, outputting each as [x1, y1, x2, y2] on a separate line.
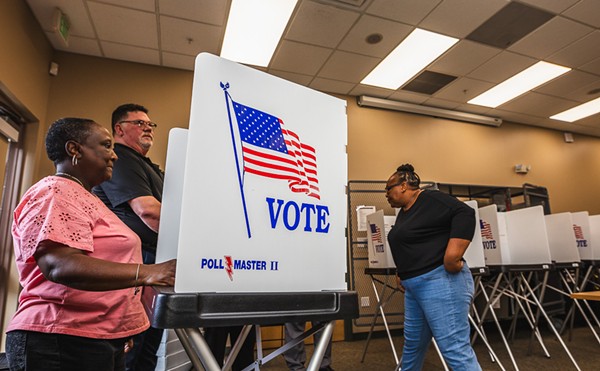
[466, 2, 554, 49]
[402, 71, 457, 95]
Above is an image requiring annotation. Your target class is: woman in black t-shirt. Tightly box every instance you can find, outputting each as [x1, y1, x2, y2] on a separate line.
[386, 164, 481, 371]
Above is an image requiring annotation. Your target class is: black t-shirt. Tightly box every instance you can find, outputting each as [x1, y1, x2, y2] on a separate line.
[387, 189, 475, 280]
[93, 143, 164, 253]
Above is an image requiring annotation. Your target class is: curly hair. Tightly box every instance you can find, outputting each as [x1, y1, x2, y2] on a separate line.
[395, 163, 421, 189]
[111, 103, 148, 134]
[45, 117, 97, 164]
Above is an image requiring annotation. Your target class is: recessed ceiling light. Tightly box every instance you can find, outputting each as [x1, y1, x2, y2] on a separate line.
[366, 33, 383, 44]
[221, 0, 297, 67]
[360, 28, 458, 90]
[468, 61, 571, 108]
[550, 96, 600, 122]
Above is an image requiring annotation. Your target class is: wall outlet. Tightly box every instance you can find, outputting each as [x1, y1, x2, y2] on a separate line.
[361, 296, 370, 307]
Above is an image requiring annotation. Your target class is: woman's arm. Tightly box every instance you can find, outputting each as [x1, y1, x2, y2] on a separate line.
[34, 240, 176, 291]
[443, 237, 471, 273]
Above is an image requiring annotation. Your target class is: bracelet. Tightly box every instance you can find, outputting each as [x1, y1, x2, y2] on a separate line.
[133, 264, 141, 296]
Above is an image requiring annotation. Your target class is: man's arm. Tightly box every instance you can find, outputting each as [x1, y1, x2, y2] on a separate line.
[129, 195, 161, 232]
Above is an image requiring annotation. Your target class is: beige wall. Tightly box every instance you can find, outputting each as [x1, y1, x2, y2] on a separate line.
[0, 0, 54, 352]
[347, 99, 600, 214]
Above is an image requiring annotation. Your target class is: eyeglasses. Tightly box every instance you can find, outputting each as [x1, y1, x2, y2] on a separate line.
[119, 120, 158, 129]
[385, 182, 403, 192]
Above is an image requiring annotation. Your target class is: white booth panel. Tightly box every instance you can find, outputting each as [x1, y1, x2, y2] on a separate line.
[172, 53, 348, 293]
[583, 213, 600, 261]
[156, 128, 188, 263]
[505, 206, 552, 265]
[479, 204, 511, 266]
[463, 200, 486, 269]
[366, 210, 396, 269]
[544, 213, 580, 264]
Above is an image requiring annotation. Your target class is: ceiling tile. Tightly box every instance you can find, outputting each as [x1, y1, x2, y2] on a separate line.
[93, 0, 155, 12]
[365, 0, 441, 25]
[434, 77, 495, 103]
[89, 2, 157, 48]
[467, 51, 536, 83]
[337, 15, 413, 58]
[455, 103, 495, 115]
[268, 70, 314, 86]
[162, 52, 195, 71]
[418, 0, 508, 38]
[580, 57, 600, 75]
[571, 112, 600, 128]
[508, 16, 592, 59]
[349, 84, 395, 98]
[25, 0, 95, 38]
[270, 40, 332, 76]
[160, 16, 221, 56]
[428, 40, 500, 76]
[284, 0, 360, 48]
[534, 70, 600, 102]
[547, 30, 600, 68]
[310, 78, 355, 95]
[101, 41, 160, 65]
[563, 0, 600, 28]
[499, 92, 577, 117]
[516, 0, 579, 14]
[50, 34, 101, 56]
[158, 0, 228, 25]
[318, 51, 380, 83]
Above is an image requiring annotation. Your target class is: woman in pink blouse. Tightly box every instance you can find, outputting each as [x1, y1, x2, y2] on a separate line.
[5, 117, 176, 371]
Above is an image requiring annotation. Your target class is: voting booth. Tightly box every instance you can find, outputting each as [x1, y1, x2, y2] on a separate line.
[145, 53, 358, 371]
[544, 213, 581, 266]
[366, 210, 396, 269]
[463, 200, 486, 273]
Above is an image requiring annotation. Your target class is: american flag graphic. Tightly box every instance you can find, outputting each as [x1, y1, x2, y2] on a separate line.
[573, 225, 585, 239]
[232, 101, 320, 199]
[480, 219, 494, 240]
[370, 223, 383, 243]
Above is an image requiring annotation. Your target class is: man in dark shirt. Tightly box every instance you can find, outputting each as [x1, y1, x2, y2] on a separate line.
[94, 103, 164, 371]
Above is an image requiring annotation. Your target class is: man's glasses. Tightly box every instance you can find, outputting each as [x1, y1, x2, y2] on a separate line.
[119, 120, 158, 129]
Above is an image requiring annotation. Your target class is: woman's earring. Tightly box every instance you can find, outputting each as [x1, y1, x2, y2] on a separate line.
[72, 154, 78, 166]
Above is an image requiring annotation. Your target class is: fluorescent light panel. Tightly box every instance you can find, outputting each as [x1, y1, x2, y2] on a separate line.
[551, 96, 600, 122]
[361, 28, 458, 90]
[468, 61, 571, 108]
[221, 0, 297, 67]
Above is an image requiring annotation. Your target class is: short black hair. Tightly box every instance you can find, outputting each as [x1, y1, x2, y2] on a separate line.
[394, 163, 421, 189]
[111, 103, 148, 134]
[45, 117, 97, 164]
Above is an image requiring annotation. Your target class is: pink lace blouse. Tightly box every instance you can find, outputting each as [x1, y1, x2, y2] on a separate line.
[8, 176, 150, 339]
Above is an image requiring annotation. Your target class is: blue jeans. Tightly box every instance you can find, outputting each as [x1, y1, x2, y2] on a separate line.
[401, 264, 481, 371]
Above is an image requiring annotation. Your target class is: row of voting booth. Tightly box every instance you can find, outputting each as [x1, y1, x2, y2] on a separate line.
[364, 200, 600, 371]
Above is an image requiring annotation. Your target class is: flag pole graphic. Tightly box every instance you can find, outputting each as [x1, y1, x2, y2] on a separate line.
[221, 82, 251, 238]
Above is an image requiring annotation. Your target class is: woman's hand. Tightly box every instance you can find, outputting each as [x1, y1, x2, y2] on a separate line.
[140, 259, 176, 287]
[124, 338, 134, 353]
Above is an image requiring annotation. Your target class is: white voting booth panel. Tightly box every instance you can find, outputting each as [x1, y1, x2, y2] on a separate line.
[544, 213, 581, 264]
[160, 53, 348, 293]
[365, 210, 396, 269]
[463, 200, 486, 269]
[504, 206, 552, 265]
[156, 128, 187, 263]
[573, 211, 597, 261]
[478, 205, 551, 266]
[478, 204, 510, 266]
